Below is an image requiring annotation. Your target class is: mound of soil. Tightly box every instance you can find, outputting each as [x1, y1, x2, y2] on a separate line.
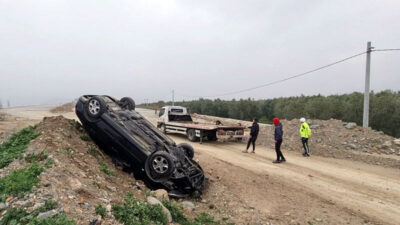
[192, 114, 400, 168]
[1, 116, 242, 225]
[2, 116, 147, 225]
[50, 103, 75, 113]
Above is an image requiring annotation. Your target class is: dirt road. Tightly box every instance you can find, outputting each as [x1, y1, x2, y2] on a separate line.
[1, 106, 400, 224]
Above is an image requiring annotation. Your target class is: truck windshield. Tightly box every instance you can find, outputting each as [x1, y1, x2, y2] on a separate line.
[171, 108, 184, 113]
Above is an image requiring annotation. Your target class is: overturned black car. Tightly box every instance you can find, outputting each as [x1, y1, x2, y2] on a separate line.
[75, 95, 205, 197]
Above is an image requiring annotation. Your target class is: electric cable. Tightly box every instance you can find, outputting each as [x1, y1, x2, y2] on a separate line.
[178, 51, 367, 98]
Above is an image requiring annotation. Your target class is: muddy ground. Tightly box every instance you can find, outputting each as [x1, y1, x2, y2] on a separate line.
[1, 106, 400, 225]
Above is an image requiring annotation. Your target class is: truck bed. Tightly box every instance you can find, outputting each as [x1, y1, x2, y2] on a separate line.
[166, 121, 244, 130]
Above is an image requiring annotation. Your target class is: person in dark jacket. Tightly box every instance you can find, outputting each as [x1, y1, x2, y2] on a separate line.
[243, 118, 259, 153]
[273, 117, 286, 163]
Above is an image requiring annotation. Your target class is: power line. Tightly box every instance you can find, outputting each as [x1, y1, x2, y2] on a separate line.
[373, 48, 400, 52]
[179, 51, 367, 98]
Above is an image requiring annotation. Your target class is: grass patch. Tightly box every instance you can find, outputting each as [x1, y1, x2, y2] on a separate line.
[0, 164, 44, 200]
[25, 151, 48, 163]
[29, 214, 76, 225]
[80, 134, 91, 142]
[88, 147, 99, 158]
[0, 207, 29, 224]
[194, 213, 219, 225]
[95, 204, 107, 218]
[0, 126, 40, 169]
[162, 200, 234, 225]
[58, 149, 72, 155]
[100, 162, 115, 177]
[112, 193, 167, 225]
[0, 207, 76, 225]
[44, 159, 54, 168]
[37, 199, 58, 213]
[162, 200, 189, 224]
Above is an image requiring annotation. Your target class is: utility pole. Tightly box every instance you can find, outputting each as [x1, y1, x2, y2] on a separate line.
[172, 90, 175, 106]
[363, 41, 373, 128]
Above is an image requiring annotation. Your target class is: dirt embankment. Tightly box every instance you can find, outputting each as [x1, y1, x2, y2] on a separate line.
[0, 116, 250, 225]
[192, 114, 400, 168]
[1, 116, 145, 224]
[50, 102, 75, 113]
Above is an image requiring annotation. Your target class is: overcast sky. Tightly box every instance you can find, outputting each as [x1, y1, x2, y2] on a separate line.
[0, 0, 399, 106]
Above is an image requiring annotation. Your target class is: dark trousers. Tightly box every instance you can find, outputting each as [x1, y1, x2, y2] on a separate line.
[302, 138, 310, 155]
[275, 139, 285, 161]
[246, 136, 257, 151]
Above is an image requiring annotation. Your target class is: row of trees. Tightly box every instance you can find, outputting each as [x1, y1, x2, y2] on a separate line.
[143, 90, 400, 138]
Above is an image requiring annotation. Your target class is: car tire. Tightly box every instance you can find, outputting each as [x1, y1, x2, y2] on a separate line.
[120, 97, 135, 110]
[187, 129, 198, 142]
[145, 151, 175, 183]
[177, 143, 194, 159]
[84, 96, 106, 119]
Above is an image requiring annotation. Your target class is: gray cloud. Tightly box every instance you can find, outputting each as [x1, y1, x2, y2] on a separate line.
[0, 0, 399, 106]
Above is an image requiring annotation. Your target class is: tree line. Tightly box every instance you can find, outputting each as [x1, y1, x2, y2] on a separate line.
[142, 90, 400, 138]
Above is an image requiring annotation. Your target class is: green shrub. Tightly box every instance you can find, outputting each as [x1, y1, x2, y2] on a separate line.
[162, 200, 189, 224]
[0, 164, 44, 199]
[194, 212, 218, 225]
[44, 159, 54, 168]
[0, 208, 29, 225]
[100, 162, 115, 177]
[112, 193, 167, 225]
[0, 208, 76, 225]
[29, 214, 76, 225]
[0, 126, 40, 168]
[37, 200, 58, 213]
[162, 200, 234, 225]
[95, 204, 107, 218]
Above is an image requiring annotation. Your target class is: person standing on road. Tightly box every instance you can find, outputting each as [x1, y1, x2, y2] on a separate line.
[243, 118, 259, 153]
[300, 117, 311, 157]
[273, 117, 286, 163]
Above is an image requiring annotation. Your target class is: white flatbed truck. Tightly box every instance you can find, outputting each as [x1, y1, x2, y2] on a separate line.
[157, 106, 245, 143]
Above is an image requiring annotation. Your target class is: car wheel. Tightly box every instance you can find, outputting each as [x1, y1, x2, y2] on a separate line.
[120, 97, 135, 110]
[187, 129, 198, 142]
[85, 96, 106, 119]
[177, 143, 194, 159]
[145, 151, 175, 183]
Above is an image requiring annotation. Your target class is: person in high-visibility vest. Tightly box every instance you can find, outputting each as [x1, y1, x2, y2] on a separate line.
[299, 117, 311, 157]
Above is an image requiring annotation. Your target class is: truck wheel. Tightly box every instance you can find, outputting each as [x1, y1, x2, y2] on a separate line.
[84, 96, 106, 119]
[177, 143, 194, 159]
[187, 129, 198, 142]
[160, 124, 167, 134]
[145, 151, 175, 183]
[207, 133, 217, 141]
[120, 97, 135, 110]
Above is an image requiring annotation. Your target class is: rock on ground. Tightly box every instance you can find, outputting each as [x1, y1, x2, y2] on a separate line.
[146, 196, 172, 223]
